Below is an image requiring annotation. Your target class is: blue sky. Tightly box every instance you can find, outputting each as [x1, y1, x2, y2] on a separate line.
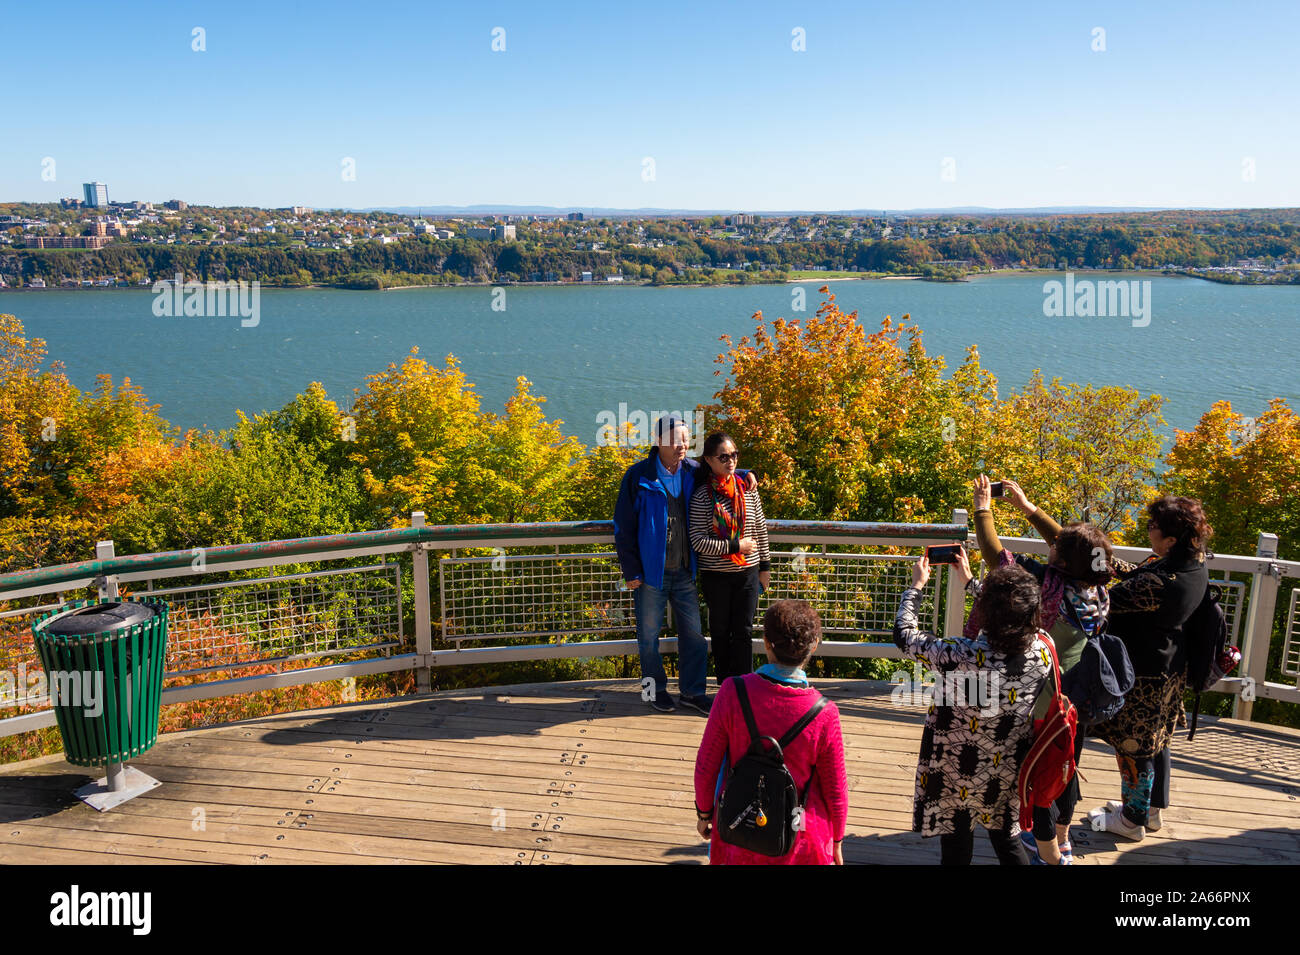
[5, 0, 1297, 210]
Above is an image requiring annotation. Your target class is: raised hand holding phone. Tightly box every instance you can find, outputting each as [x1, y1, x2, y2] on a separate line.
[911, 552, 931, 589]
[1001, 479, 1035, 515]
[952, 545, 973, 586]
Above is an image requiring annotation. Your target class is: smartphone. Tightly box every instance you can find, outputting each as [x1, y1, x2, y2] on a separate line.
[989, 481, 1005, 498]
[926, 544, 964, 564]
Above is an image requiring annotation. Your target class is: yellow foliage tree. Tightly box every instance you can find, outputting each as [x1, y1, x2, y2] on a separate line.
[1162, 399, 1299, 560]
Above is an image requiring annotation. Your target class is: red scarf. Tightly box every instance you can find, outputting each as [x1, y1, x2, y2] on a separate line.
[709, 472, 748, 567]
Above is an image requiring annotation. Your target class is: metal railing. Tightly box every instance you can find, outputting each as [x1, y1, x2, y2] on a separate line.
[2, 510, 1297, 740]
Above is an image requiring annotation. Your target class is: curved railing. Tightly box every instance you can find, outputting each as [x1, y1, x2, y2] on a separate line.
[2, 512, 1297, 740]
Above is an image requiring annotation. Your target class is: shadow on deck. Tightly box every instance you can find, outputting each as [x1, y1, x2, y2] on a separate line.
[2, 679, 1298, 864]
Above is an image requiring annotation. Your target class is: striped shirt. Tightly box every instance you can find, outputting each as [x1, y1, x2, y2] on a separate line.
[689, 482, 771, 572]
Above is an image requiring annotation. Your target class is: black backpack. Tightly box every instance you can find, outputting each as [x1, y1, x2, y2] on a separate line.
[1061, 630, 1135, 727]
[716, 677, 827, 857]
[1184, 582, 1238, 740]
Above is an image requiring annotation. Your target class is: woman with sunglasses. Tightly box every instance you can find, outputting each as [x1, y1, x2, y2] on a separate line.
[689, 432, 771, 685]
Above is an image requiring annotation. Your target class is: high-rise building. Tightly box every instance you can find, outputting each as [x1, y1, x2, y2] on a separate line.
[82, 182, 109, 207]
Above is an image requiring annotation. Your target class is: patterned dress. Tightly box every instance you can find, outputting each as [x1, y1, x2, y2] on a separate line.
[893, 587, 1051, 836]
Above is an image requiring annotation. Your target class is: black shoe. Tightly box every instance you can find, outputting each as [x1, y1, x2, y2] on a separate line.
[679, 694, 712, 715]
[648, 690, 676, 712]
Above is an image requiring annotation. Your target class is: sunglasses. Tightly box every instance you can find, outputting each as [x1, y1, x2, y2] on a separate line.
[713, 451, 739, 463]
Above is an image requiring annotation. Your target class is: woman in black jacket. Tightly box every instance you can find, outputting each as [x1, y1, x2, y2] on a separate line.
[1088, 495, 1212, 841]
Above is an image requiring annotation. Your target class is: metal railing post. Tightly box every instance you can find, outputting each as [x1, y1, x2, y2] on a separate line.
[943, 509, 969, 636]
[95, 540, 119, 600]
[1234, 532, 1280, 721]
[410, 512, 433, 693]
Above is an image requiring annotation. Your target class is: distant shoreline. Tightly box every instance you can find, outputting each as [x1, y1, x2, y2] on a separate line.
[1, 266, 1291, 294]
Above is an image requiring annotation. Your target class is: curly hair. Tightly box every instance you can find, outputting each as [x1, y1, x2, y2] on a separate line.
[980, 564, 1041, 655]
[1052, 522, 1113, 585]
[762, 599, 822, 667]
[1147, 495, 1214, 561]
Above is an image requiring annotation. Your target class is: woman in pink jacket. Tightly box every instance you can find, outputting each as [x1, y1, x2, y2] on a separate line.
[693, 599, 849, 864]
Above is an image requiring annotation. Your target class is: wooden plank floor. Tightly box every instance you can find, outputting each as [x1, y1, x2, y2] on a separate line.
[2, 679, 1299, 864]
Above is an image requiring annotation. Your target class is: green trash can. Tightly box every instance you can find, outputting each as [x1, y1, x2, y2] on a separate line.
[31, 598, 169, 810]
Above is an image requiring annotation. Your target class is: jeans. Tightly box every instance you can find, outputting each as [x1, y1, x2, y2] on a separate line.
[700, 567, 761, 684]
[633, 566, 707, 699]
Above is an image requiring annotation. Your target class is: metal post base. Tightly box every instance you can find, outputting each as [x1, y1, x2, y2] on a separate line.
[75, 765, 161, 812]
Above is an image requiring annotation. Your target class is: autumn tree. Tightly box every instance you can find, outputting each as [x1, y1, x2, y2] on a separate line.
[347, 349, 581, 525]
[704, 290, 948, 522]
[981, 371, 1166, 537]
[1161, 398, 1299, 561]
[0, 314, 181, 570]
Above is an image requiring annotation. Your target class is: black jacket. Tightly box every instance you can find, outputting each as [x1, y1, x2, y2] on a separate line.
[1106, 553, 1208, 678]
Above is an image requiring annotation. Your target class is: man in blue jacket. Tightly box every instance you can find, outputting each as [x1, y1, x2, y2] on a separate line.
[613, 415, 755, 714]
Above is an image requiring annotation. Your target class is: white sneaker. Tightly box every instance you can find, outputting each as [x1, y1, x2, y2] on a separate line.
[1089, 804, 1145, 841]
[1105, 800, 1162, 831]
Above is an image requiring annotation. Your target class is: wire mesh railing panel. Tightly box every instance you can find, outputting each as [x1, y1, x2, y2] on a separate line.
[437, 548, 932, 644]
[757, 550, 934, 637]
[0, 599, 66, 715]
[1284, 587, 1300, 679]
[1210, 575, 1248, 644]
[143, 563, 404, 676]
[439, 552, 634, 642]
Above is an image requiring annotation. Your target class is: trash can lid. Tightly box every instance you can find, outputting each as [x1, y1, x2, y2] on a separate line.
[42, 601, 158, 636]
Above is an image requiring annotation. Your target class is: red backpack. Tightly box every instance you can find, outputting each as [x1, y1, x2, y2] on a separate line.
[1017, 635, 1079, 831]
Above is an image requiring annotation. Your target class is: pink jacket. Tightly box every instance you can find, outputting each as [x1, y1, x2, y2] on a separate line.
[693, 674, 848, 865]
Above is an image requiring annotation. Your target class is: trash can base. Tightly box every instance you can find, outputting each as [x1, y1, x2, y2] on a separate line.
[75, 765, 161, 812]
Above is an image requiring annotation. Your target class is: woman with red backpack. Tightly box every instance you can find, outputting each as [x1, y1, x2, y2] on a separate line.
[971, 475, 1122, 865]
[893, 551, 1051, 865]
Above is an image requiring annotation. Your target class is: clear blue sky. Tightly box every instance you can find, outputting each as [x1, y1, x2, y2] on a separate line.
[6, 0, 1297, 210]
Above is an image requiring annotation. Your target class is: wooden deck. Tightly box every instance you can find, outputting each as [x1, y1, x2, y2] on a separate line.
[2, 679, 1299, 864]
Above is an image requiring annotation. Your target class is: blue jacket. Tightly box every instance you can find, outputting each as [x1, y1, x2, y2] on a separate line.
[613, 448, 749, 589]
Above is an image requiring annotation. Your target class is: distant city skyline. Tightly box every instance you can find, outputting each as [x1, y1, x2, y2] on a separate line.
[6, 0, 1299, 210]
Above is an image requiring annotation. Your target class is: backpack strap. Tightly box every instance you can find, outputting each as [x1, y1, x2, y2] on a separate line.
[778, 693, 828, 749]
[1039, 631, 1064, 694]
[782, 693, 828, 805]
[733, 676, 762, 746]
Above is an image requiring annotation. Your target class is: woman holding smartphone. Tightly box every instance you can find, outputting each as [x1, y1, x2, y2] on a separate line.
[689, 432, 771, 685]
[971, 474, 1117, 864]
[893, 549, 1050, 865]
